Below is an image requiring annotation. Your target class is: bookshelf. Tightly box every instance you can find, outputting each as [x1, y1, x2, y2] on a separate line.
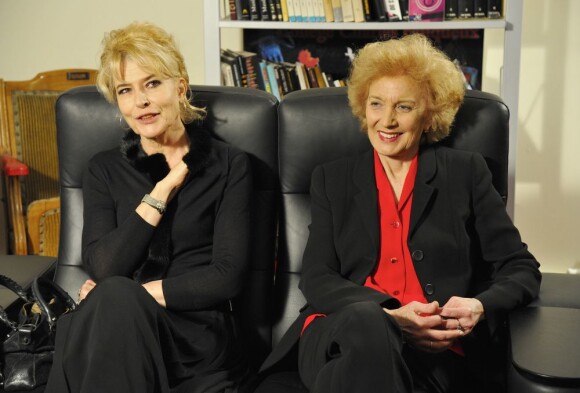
[202, 0, 523, 217]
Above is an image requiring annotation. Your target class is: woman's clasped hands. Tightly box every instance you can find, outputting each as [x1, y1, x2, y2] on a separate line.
[384, 296, 484, 353]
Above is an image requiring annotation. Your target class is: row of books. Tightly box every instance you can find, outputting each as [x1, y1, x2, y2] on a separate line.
[220, 49, 345, 100]
[226, 0, 503, 23]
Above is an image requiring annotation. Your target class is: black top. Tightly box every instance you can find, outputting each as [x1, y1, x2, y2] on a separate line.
[81, 128, 252, 311]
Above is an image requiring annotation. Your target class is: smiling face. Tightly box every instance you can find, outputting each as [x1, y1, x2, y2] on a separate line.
[366, 75, 431, 165]
[114, 58, 187, 144]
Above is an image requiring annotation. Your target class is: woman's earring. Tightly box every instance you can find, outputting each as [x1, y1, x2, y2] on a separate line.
[118, 115, 131, 131]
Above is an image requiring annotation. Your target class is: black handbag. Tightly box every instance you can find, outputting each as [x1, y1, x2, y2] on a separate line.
[0, 275, 76, 391]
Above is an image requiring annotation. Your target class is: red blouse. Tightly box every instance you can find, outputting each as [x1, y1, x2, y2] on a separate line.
[363, 151, 426, 305]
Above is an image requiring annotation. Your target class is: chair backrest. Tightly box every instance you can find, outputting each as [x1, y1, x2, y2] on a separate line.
[273, 87, 509, 346]
[0, 69, 97, 255]
[54, 85, 279, 370]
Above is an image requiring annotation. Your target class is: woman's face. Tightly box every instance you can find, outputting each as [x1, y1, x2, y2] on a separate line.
[365, 75, 430, 163]
[114, 59, 186, 141]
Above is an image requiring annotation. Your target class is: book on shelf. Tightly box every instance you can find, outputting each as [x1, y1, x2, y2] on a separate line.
[473, 0, 487, 18]
[280, 0, 290, 21]
[322, 0, 335, 21]
[361, 0, 372, 21]
[409, 0, 444, 21]
[248, 0, 261, 20]
[265, 62, 282, 99]
[399, 0, 409, 20]
[220, 50, 243, 87]
[258, 0, 271, 20]
[487, 0, 502, 18]
[352, 0, 366, 22]
[258, 61, 273, 94]
[445, 0, 458, 20]
[369, 0, 387, 22]
[340, 0, 355, 22]
[220, 63, 235, 86]
[385, 0, 402, 21]
[331, 0, 344, 21]
[457, 0, 474, 19]
[274, 0, 284, 20]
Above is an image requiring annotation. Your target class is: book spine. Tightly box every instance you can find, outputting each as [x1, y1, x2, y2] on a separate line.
[229, 0, 238, 20]
[249, 0, 261, 19]
[445, 0, 458, 20]
[487, 0, 502, 18]
[258, 0, 271, 20]
[322, 0, 335, 21]
[332, 0, 343, 21]
[474, 0, 487, 18]
[340, 0, 355, 22]
[385, 0, 402, 21]
[352, 0, 366, 22]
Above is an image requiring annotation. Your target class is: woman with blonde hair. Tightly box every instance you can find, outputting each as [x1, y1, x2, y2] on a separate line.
[258, 33, 540, 393]
[45, 22, 251, 393]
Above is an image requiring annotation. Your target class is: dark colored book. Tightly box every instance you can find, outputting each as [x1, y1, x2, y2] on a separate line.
[222, 49, 249, 87]
[258, 0, 271, 20]
[474, 0, 487, 18]
[487, 0, 502, 18]
[275, 64, 290, 96]
[305, 67, 319, 88]
[281, 62, 301, 92]
[445, 0, 459, 20]
[458, 0, 474, 18]
[274, 0, 284, 21]
[369, 0, 387, 21]
[249, 0, 260, 20]
[237, 50, 262, 89]
[267, 0, 278, 20]
[237, 0, 251, 20]
[399, 0, 409, 20]
[220, 50, 243, 87]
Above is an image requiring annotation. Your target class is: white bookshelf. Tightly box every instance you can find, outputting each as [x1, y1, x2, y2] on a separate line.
[202, 0, 523, 217]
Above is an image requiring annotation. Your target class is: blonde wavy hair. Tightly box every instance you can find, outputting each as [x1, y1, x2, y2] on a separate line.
[347, 34, 465, 143]
[96, 21, 205, 124]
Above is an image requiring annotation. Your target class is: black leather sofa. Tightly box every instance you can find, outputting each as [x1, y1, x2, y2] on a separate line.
[49, 85, 580, 392]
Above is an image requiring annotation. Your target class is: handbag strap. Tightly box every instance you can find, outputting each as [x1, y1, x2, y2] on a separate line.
[0, 274, 31, 303]
[0, 275, 31, 331]
[31, 277, 77, 331]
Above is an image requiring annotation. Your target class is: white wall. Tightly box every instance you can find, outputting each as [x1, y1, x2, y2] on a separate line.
[1, 0, 578, 273]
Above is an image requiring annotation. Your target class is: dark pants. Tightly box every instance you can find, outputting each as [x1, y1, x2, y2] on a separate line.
[298, 301, 469, 393]
[45, 277, 245, 393]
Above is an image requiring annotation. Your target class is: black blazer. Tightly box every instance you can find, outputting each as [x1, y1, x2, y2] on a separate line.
[261, 144, 541, 372]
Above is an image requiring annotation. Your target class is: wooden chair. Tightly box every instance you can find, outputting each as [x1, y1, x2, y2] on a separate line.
[0, 69, 97, 256]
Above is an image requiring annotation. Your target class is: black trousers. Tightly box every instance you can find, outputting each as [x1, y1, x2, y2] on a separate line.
[45, 276, 246, 393]
[298, 301, 469, 393]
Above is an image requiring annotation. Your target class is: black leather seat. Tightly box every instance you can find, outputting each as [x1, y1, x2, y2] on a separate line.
[54, 85, 279, 373]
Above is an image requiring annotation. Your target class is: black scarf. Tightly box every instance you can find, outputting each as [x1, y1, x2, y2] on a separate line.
[120, 126, 212, 283]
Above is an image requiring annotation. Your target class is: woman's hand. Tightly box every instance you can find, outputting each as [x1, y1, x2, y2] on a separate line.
[78, 279, 97, 302]
[439, 296, 485, 336]
[154, 160, 189, 201]
[142, 280, 166, 308]
[384, 301, 464, 353]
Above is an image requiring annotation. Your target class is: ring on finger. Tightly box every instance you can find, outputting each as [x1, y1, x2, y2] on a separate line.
[457, 320, 464, 332]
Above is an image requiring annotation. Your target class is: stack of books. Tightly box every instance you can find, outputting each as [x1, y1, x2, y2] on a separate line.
[220, 48, 346, 100]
